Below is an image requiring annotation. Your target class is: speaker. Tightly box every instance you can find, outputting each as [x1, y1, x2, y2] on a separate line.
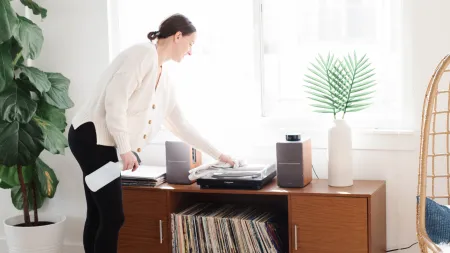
[276, 136, 312, 188]
[165, 141, 202, 184]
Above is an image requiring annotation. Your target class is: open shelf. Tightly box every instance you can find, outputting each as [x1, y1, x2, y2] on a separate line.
[168, 192, 289, 252]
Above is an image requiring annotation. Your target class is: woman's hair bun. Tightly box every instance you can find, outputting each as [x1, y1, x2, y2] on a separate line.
[147, 31, 160, 41]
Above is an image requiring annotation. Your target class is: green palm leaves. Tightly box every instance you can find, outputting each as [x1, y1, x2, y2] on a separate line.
[304, 52, 376, 119]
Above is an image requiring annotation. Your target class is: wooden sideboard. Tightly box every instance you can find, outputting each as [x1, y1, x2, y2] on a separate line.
[118, 179, 386, 253]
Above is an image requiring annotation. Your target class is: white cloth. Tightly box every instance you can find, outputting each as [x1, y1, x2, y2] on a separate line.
[188, 159, 247, 181]
[71, 43, 222, 159]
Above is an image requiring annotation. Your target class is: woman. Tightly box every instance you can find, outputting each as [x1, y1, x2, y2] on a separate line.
[68, 13, 234, 253]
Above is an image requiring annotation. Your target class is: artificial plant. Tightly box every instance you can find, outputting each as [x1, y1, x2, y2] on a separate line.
[0, 0, 74, 226]
[304, 51, 377, 119]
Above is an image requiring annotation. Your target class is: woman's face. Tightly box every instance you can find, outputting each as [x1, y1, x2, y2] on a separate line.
[172, 32, 196, 62]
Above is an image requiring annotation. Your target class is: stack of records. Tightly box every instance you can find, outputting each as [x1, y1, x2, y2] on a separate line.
[120, 165, 166, 187]
[171, 203, 283, 253]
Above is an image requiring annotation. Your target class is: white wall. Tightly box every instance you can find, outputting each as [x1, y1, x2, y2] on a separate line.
[1, 1, 450, 253]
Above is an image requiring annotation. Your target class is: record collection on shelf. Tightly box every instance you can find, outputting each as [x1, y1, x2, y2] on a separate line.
[171, 203, 284, 253]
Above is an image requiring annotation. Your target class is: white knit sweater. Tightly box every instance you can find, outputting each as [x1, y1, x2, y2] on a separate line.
[71, 42, 222, 159]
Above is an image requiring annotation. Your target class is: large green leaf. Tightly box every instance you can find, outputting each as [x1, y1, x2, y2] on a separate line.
[0, 39, 13, 92]
[0, 120, 44, 166]
[0, 179, 13, 189]
[36, 102, 66, 131]
[0, 84, 37, 123]
[0, 164, 33, 187]
[16, 73, 39, 94]
[35, 158, 58, 198]
[19, 0, 47, 19]
[34, 116, 67, 155]
[19, 65, 51, 94]
[43, 73, 74, 109]
[0, 0, 18, 44]
[12, 15, 43, 60]
[10, 37, 24, 66]
[11, 183, 45, 210]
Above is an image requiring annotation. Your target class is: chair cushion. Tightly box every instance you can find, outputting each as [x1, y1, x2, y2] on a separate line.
[417, 197, 450, 244]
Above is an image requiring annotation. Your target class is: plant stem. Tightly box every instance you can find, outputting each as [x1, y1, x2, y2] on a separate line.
[32, 180, 38, 226]
[12, 50, 23, 66]
[17, 165, 31, 226]
[343, 58, 358, 119]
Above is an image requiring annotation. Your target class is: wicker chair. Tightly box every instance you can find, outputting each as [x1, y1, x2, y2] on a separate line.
[417, 55, 450, 253]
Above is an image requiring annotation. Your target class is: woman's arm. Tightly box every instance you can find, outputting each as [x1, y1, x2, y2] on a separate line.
[104, 70, 138, 155]
[163, 102, 223, 160]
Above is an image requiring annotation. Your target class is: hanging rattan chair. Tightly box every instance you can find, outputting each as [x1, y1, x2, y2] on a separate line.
[417, 55, 450, 253]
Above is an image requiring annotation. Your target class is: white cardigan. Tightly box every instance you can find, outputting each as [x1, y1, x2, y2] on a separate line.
[71, 42, 222, 159]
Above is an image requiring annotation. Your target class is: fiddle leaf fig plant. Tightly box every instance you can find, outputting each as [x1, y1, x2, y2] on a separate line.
[304, 51, 377, 119]
[0, 0, 74, 226]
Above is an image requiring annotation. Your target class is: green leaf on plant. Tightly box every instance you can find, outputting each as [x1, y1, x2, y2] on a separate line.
[19, 65, 51, 94]
[16, 74, 40, 94]
[0, 119, 44, 166]
[310, 104, 334, 109]
[304, 83, 331, 96]
[0, 39, 13, 92]
[307, 96, 336, 108]
[0, 83, 37, 123]
[345, 105, 371, 113]
[304, 90, 335, 103]
[313, 109, 336, 113]
[0, 179, 13, 189]
[12, 15, 43, 60]
[352, 80, 376, 89]
[0, 164, 33, 187]
[10, 37, 24, 66]
[11, 183, 45, 210]
[0, 0, 18, 43]
[43, 73, 74, 109]
[33, 116, 67, 154]
[350, 90, 376, 99]
[20, 0, 47, 19]
[35, 158, 58, 198]
[304, 51, 377, 117]
[351, 83, 376, 93]
[36, 102, 67, 132]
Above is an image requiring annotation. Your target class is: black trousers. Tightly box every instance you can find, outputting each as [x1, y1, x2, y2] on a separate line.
[68, 122, 124, 253]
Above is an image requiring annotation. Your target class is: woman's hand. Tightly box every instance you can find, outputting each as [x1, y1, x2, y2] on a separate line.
[219, 154, 235, 167]
[121, 152, 139, 171]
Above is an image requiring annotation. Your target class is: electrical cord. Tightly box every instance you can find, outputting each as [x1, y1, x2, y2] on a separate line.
[386, 242, 418, 252]
[312, 165, 319, 179]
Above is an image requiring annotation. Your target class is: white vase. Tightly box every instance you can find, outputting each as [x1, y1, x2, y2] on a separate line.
[4, 214, 66, 253]
[327, 119, 353, 187]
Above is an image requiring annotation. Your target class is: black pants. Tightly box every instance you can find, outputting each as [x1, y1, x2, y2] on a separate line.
[68, 122, 124, 253]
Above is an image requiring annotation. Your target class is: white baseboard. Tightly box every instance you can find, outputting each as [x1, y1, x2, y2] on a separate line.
[0, 237, 83, 253]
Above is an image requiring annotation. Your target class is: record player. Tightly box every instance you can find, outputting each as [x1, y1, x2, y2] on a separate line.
[196, 163, 276, 190]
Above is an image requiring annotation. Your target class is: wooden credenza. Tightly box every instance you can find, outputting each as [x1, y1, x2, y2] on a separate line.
[118, 179, 386, 253]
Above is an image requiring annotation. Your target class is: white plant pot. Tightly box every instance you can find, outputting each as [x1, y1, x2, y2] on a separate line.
[4, 214, 66, 253]
[327, 119, 353, 187]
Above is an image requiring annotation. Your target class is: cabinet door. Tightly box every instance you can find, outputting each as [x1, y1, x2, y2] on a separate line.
[290, 195, 368, 253]
[119, 189, 168, 253]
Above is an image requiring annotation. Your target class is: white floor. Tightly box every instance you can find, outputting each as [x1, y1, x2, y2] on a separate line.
[0, 240, 83, 253]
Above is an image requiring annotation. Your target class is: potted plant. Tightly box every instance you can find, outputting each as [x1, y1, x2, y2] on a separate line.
[0, 0, 74, 252]
[304, 51, 376, 187]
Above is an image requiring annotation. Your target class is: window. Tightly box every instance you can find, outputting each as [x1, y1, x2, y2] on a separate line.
[109, 0, 406, 137]
[261, 0, 405, 129]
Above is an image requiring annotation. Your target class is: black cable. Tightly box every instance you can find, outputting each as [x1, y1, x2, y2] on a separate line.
[386, 242, 418, 252]
[312, 165, 319, 179]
